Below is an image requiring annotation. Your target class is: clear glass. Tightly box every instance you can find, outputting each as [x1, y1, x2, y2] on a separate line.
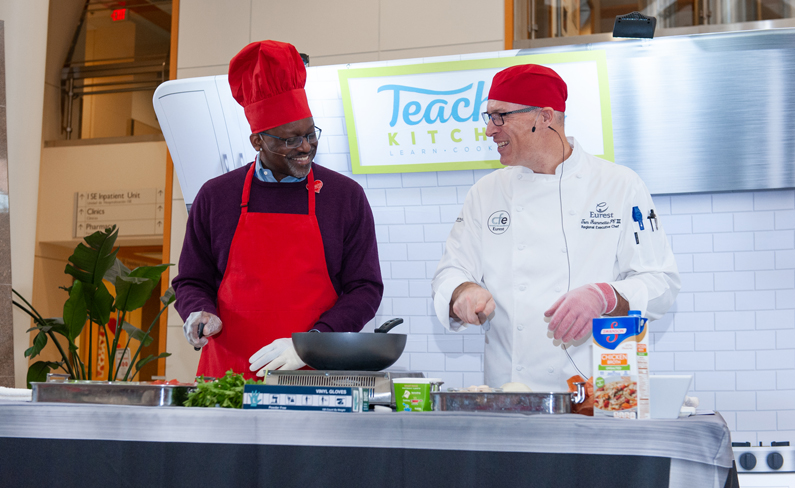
[515, 0, 794, 40]
[62, 0, 172, 140]
[481, 107, 538, 126]
[259, 127, 322, 148]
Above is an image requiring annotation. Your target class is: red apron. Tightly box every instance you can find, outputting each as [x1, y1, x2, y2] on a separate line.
[197, 164, 338, 379]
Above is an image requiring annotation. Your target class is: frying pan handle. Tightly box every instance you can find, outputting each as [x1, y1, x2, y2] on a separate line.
[375, 318, 404, 333]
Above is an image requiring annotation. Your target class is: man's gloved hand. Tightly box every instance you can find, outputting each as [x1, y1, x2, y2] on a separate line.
[544, 283, 617, 343]
[450, 282, 496, 326]
[249, 338, 306, 375]
[183, 311, 223, 348]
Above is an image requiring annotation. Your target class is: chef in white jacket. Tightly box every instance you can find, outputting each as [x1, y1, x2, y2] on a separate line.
[431, 64, 680, 391]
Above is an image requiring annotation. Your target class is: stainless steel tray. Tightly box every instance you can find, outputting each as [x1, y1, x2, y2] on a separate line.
[431, 384, 585, 415]
[31, 381, 195, 407]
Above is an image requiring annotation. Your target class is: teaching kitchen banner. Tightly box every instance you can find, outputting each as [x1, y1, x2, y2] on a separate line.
[339, 50, 613, 174]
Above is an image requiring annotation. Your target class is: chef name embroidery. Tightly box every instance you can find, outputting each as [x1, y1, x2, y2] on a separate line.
[581, 202, 621, 230]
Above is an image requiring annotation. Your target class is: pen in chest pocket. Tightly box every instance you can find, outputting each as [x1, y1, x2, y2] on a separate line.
[631, 206, 644, 244]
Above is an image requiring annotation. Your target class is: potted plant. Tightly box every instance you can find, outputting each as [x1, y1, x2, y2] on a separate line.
[13, 225, 175, 386]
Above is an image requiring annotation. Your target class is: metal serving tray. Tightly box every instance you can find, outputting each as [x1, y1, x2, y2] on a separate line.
[431, 384, 585, 415]
[31, 381, 195, 407]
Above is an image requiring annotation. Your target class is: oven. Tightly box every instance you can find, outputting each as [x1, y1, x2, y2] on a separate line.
[733, 441, 795, 488]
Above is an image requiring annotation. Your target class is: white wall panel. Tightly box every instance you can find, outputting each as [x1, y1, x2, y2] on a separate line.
[251, 0, 379, 58]
[178, 0, 251, 70]
[379, 0, 502, 51]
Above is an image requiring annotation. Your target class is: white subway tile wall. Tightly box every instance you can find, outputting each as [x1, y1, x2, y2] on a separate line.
[307, 62, 795, 444]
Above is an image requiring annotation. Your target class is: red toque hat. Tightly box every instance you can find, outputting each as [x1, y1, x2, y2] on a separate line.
[228, 40, 311, 133]
[488, 64, 567, 112]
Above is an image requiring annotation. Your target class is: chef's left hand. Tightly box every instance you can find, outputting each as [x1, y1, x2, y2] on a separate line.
[249, 338, 306, 375]
[544, 283, 618, 342]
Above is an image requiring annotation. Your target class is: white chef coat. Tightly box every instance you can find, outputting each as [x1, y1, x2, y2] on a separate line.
[432, 137, 680, 391]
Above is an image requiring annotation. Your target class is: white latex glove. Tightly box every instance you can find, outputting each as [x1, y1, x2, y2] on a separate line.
[544, 283, 617, 343]
[183, 311, 223, 348]
[249, 338, 306, 375]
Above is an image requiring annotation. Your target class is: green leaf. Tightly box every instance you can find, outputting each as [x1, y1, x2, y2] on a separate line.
[85, 281, 114, 326]
[26, 361, 63, 389]
[113, 275, 155, 312]
[120, 321, 154, 347]
[43, 318, 69, 337]
[160, 286, 176, 307]
[184, 370, 262, 408]
[134, 352, 171, 370]
[26, 325, 52, 333]
[128, 264, 171, 283]
[113, 264, 171, 312]
[62, 281, 88, 341]
[65, 226, 120, 286]
[103, 258, 131, 284]
[25, 331, 48, 359]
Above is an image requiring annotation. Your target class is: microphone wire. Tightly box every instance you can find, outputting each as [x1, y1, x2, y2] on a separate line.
[549, 126, 587, 380]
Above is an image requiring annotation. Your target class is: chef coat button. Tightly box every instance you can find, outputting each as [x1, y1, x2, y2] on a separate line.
[517, 324, 524, 331]
[516, 206, 523, 212]
[568, 210, 575, 215]
[547, 367, 555, 374]
[518, 244, 525, 250]
[517, 174, 523, 180]
[561, 248, 567, 253]
[516, 366, 524, 371]
[555, 286, 562, 292]
[576, 173, 583, 179]
[519, 285, 526, 291]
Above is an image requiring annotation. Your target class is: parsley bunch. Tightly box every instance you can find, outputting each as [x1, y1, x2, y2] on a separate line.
[184, 370, 262, 408]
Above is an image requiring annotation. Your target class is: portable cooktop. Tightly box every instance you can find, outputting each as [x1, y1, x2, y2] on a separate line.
[262, 370, 425, 406]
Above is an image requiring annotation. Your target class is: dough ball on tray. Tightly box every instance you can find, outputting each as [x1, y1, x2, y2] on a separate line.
[500, 382, 533, 392]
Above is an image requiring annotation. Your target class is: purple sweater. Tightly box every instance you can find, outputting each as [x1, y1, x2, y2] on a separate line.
[172, 162, 383, 332]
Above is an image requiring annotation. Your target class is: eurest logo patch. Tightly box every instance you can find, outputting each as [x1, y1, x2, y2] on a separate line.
[488, 211, 510, 234]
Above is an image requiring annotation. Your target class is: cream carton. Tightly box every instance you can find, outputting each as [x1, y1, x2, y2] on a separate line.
[592, 312, 649, 419]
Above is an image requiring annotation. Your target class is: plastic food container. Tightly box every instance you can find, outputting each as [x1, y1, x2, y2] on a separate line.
[392, 378, 444, 412]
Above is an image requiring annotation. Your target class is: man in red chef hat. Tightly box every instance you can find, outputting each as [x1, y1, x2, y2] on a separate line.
[172, 40, 383, 379]
[432, 64, 680, 392]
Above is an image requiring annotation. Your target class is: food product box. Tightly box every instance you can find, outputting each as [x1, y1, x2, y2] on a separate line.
[393, 378, 443, 412]
[592, 312, 649, 419]
[242, 384, 369, 413]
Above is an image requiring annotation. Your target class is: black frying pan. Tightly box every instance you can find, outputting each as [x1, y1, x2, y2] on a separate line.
[292, 318, 406, 371]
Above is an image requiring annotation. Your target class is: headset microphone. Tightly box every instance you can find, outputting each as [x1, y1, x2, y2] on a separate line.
[263, 146, 289, 157]
[531, 126, 536, 133]
[259, 135, 290, 157]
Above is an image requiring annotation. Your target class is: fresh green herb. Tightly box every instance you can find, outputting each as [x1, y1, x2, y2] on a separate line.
[184, 370, 263, 408]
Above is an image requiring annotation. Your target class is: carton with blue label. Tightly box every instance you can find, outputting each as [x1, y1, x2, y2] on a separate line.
[592, 311, 649, 419]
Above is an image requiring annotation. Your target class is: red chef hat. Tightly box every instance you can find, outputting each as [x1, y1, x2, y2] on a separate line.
[488, 64, 567, 112]
[228, 40, 311, 133]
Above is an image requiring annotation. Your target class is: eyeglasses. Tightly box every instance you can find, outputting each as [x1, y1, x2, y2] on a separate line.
[259, 127, 322, 148]
[481, 107, 537, 126]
